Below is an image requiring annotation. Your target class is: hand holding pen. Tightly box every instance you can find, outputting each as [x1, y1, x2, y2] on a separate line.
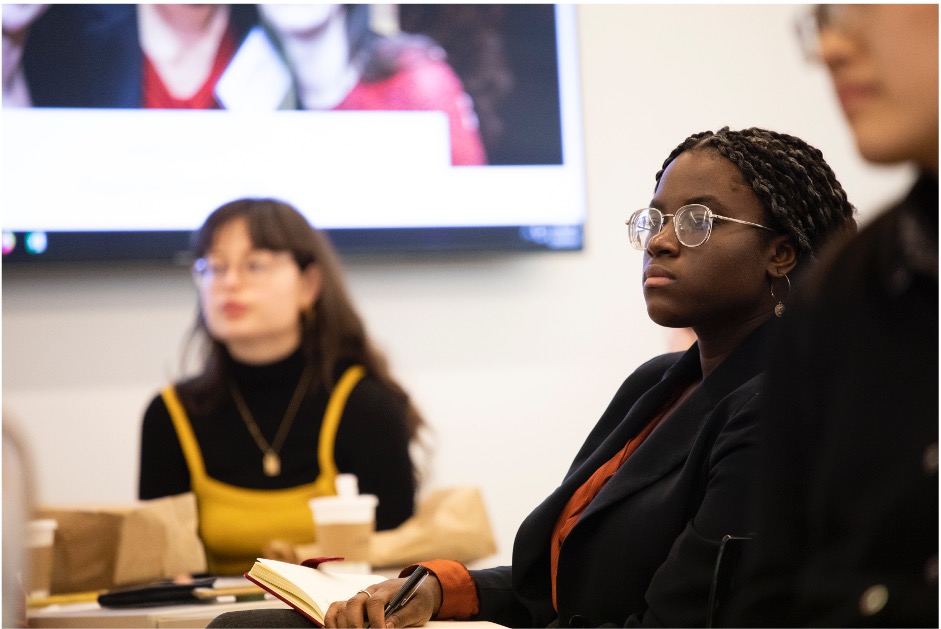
[324, 565, 442, 628]
[383, 565, 430, 617]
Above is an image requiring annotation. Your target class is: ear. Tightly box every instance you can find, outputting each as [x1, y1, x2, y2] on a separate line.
[298, 264, 322, 310]
[766, 235, 798, 278]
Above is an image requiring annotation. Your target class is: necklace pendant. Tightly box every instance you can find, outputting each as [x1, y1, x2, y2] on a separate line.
[263, 451, 281, 477]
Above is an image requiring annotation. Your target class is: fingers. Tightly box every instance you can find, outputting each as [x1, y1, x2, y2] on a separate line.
[324, 579, 402, 628]
[323, 577, 442, 628]
[324, 590, 368, 628]
[363, 592, 389, 628]
[382, 575, 440, 629]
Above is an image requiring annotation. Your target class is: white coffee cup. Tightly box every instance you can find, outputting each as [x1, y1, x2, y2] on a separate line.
[26, 519, 57, 599]
[309, 481, 378, 574]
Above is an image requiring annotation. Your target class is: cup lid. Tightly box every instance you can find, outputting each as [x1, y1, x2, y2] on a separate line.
[309, 494, 378, 524]
[27, 519, 57, 546]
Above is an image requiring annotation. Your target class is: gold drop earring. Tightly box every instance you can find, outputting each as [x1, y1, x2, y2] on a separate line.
[771, 274, 791, 317]
[301, 305, 315, 328]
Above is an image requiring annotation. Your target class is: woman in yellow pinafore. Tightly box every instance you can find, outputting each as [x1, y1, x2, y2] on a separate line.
[138, 198, 426, 575]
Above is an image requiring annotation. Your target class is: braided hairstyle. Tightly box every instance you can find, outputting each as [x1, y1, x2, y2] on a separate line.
[655, 127, 857, 276]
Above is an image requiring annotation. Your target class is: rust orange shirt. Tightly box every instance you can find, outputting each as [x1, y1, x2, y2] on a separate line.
[414, 380, 697, 619]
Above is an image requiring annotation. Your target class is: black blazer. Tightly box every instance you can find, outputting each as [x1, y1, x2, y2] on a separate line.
[470, 323, 775, 628]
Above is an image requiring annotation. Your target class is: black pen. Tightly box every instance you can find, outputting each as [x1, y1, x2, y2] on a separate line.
[383, 565, 430, 617]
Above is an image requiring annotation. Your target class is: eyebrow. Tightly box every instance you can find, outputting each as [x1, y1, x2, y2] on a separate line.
[203, 249, 276, 261]
[649, 194, 729, 211]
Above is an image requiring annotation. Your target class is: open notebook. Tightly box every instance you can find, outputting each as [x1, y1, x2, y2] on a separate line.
[244, 558, 386, 626]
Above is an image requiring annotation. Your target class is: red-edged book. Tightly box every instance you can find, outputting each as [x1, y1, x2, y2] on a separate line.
[243, 557, 387, 627]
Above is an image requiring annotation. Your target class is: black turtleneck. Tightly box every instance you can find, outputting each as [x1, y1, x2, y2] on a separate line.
[138, 349, 415, 531]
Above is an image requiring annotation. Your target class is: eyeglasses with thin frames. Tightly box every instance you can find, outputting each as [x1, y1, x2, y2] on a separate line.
[625, 204, 774, 250]
[794, 4, 867, 62]
[191, 251, 294, 287]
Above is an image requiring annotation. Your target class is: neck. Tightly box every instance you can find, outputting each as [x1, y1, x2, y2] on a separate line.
[226, 334, 302, 366]
[694, 313, 770, 378]
[137, 4, 230, 97]
[274, 11, 361, 108]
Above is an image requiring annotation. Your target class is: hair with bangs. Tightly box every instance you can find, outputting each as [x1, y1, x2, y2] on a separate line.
[182, 198, 427, 482]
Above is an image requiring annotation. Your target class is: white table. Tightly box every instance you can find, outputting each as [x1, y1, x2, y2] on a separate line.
[28, 596, 290, 628]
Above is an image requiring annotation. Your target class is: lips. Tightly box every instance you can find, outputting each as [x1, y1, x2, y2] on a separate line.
[221, 302, 248, 317]
[834, 82, 877, 116]
[643, 264, 675, 288]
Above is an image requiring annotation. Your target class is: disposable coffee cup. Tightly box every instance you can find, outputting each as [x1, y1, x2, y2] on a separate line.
[309, 494, 378, 574]
[26, 519, 57, 599]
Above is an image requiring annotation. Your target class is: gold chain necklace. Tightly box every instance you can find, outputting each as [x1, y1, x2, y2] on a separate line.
[229, 364, 314, 477]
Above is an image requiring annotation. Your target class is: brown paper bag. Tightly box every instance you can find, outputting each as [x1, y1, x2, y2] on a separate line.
[266, 486, 497, 568]
[36, 493, 207, 594]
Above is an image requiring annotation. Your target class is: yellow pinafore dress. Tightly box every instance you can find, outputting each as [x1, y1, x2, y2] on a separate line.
[161, 365, 365, 575]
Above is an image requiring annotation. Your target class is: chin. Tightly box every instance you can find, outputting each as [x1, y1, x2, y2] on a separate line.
[850, 115, 921, 166]
[646, 307, 686, 329]
[855, 140, 909, 166]
[206, 323, 250, 343]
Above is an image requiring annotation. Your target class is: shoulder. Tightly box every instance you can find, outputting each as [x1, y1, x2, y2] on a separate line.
[140, 388, 182, 449]
[142, 383, 199, 431]
[342, 373, 408, 422]
[355, 33, 464, 102]
[360, 33, 451, 81]
[332, 373, 411, 447]
[801, 172, 937, 308]
[348, 373, 403, 402]
[142, 389, 172, 425]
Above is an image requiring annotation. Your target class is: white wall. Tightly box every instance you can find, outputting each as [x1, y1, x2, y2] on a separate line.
[1, 5, 914, 567]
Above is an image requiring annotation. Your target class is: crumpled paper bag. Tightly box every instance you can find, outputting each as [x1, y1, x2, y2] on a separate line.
[265, 486, 497, 568]
[36, 492, 206, 594]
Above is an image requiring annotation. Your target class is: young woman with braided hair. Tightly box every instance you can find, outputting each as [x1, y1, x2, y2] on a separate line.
[654, 127, 857, 270]
[209, 127, 853, 628]
[662, 126, 858, 351]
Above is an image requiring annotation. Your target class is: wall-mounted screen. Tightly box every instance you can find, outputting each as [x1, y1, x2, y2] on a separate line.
[2, 4, 585, 262]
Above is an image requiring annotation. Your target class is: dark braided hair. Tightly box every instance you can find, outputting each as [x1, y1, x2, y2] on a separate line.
[655, 127, 857, 276]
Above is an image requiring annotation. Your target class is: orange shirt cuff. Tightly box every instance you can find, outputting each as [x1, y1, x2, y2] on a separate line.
[400, 560, 479, 620]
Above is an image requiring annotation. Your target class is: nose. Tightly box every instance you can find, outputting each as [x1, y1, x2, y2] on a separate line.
[646, 216, 680, 255]
[216, 264, 246, 288]
[818, 26, 856, 70]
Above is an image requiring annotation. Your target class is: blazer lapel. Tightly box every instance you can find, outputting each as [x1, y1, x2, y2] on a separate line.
[566, 350, 702, 495]
[510, 320, 776, 585]
[579, 384, 715, 519]
[512, 348, 701, 574]
[577, 321, 774, 522]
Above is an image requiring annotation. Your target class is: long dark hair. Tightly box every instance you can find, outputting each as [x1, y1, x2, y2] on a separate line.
[179, 197, 428, 482]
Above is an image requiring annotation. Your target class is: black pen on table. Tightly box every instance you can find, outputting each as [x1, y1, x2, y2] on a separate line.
[383, 565, 430, 617]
